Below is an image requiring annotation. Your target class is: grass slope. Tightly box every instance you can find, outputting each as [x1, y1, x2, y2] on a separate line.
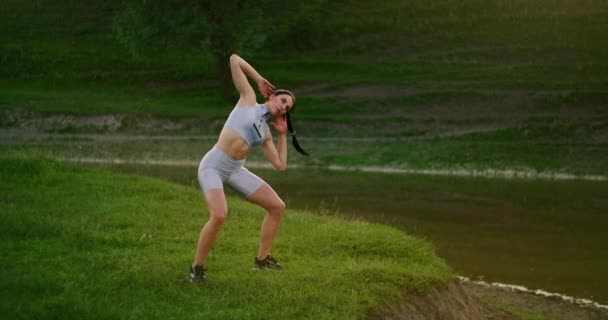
[0, 155, 451, 319]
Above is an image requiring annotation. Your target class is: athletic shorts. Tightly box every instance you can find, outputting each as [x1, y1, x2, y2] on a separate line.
[197, 145, 265, 197]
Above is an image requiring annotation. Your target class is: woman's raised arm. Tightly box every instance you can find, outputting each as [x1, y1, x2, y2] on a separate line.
[230, 54, 275, 106]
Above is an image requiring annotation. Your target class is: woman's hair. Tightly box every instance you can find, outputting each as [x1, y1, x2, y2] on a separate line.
[272, 89, 308, 156]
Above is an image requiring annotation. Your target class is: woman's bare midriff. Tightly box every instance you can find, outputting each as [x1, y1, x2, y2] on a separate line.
[216, 127, 251, 160]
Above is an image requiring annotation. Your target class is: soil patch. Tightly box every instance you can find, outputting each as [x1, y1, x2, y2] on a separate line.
[366, 282, 515, 320]
[367, 281, 608, 320]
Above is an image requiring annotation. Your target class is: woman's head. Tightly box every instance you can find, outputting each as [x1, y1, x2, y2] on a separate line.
[265, 89, 308, 156]
[266, 89, 296, 117]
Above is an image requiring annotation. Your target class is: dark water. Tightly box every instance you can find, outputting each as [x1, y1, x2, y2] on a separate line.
[96, 163, 608, 304]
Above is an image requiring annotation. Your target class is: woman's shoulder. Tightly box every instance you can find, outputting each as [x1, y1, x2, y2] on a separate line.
[234, 103, 260, 109]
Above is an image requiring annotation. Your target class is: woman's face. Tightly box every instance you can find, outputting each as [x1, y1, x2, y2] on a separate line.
[268, 94, 294, 117]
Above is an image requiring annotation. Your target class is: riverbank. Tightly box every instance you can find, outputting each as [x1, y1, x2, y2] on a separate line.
[369, 280, 608, 320]
[460, 281, 608, 320]
[56, 156, 607, 181]
[3, 123, 607, 180]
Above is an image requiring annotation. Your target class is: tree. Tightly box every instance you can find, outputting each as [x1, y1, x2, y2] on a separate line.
[113, 0, 287, 99]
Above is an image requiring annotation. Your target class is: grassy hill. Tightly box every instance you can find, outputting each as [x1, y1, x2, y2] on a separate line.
[0, 154, 452, 319]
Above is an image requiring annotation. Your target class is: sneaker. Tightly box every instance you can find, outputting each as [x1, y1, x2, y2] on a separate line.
[253, 255, 283, 270]
[189, 265, 207, 283]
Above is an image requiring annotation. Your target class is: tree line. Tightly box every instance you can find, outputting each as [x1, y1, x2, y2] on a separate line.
[112, 0, 329, 97]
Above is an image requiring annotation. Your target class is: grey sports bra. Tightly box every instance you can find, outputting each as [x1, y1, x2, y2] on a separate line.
[223, 104, 271, 147]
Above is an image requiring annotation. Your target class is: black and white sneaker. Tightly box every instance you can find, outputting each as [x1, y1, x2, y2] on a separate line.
[189, 265, 207, 283]
[253, 255, 283, 270]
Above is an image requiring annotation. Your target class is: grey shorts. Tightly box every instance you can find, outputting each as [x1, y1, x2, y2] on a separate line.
[198, 145, 265, 197]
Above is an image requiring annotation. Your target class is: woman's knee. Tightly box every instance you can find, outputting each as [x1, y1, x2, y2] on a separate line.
[247, 184, 285, 216]
[204, 188, 227, 225]
[269, 199, 286, 216]
[209, 208, 227, 226]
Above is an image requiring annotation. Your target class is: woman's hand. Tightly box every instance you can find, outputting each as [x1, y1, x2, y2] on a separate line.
[257, 78, 276, 99]
[272, 115, 288, 135]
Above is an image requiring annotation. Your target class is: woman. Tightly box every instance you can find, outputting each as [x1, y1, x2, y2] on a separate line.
[189, 54, 307, 283]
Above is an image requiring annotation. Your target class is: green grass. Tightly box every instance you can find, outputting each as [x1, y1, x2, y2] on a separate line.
[0, 79, 228, 118]
[0, 154, 452, 319]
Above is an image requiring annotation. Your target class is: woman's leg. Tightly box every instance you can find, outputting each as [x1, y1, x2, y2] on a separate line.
[192, 188, 228, 268]
[246, 183, 286, 259]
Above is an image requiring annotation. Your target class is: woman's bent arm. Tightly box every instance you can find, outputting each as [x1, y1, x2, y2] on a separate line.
[260, 133, 287, 171]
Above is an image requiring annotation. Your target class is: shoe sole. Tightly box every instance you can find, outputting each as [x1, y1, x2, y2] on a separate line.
[189, 275, 207, 284]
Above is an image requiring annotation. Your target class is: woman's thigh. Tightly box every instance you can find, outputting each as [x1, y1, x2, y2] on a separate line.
[247, 183, 284, 212]
[227, 168, 284, 211]
[226, 167, 265, 198]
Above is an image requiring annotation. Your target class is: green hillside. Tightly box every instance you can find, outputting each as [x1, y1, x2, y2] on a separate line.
[0, 155, 451, 319]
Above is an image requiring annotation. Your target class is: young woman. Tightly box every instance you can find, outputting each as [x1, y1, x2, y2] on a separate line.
[189, 54, 307, 283]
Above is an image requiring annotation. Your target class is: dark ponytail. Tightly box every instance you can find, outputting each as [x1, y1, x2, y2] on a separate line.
[272, 89, 308, 156]
[286, 112, 308, 156]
